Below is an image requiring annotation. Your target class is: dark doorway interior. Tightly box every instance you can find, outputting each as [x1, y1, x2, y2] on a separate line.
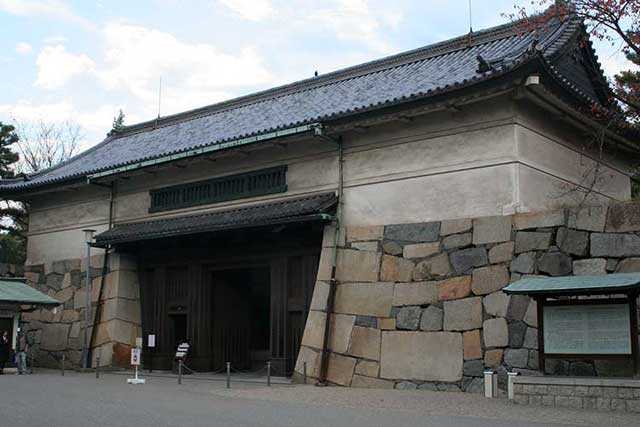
[211, 267, 270, 371]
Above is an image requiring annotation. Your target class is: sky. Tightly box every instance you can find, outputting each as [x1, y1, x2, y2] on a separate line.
[0, 0, 635, 150]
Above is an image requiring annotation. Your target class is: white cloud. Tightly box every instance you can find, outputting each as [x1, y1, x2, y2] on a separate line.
[43, 35, 67, 45]
[97, 22, 273, 115]
[34, 45, 95, 89]
[297, 0, 401, 54]
[220, 0, 273, 21]
[0, 0, 94, 30]
[15, 42, 32, 55]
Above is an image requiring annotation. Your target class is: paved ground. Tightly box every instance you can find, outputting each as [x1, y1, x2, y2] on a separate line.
[0, 370, 638, 427]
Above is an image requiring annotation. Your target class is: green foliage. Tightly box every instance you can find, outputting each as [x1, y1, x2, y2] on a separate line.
[0, 122, 19, 178]
[0, 233, 25, 264]
[112, 109, 125, 132]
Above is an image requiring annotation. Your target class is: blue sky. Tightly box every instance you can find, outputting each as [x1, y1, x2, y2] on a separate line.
[0, 0, 633, 149]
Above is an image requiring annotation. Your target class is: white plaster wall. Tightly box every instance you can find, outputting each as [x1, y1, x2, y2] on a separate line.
[24, 94, 633, 264]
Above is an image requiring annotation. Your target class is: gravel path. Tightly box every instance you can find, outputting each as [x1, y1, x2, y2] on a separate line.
[0, 370, 637, 427]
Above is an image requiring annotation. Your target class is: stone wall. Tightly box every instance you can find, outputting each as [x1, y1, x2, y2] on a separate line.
[295, 202, 640, 390]
[21, 251, 141, 368]
[513, 376, 640, 412]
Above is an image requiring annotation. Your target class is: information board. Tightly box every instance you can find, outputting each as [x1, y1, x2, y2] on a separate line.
[131, 348, 141, 365]
[543, 304, 631, 355]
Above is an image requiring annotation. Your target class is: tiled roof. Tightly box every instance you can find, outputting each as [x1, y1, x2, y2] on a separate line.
[93, 192, 336, 246]
[504, 273, 640, 296]
[0, 17, 598, 193]
[0, 278, 60, 306]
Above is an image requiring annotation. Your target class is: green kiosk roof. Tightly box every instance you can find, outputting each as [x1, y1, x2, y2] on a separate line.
[503, 273, 640, 296]
[0, 278, 60, 306]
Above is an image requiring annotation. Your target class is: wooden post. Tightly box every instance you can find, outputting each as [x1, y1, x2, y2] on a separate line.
[629, 293, 639, 376]
[535, 296, 545, 374]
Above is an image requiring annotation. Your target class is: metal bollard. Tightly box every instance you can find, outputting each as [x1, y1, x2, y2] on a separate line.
[266, 361, 271, 387]
[303, 362, 307, 385]
[178, 360, 183, 385]
[226, 362, 231, 389]
[96, 355, 101, 379]
[61, 354, 65, 376]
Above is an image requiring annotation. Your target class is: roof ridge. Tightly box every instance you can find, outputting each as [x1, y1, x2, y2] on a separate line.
[111, 17, 555, 139]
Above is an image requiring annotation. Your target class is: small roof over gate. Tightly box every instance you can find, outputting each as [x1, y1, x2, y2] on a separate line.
[503, 273, 640, 296]
[0, 278, 60, 306]
[94, 192, 337, 247]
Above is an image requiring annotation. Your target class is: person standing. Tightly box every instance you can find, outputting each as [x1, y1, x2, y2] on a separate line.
[0, 331, 10, 374]
[15, 331, 29, 375]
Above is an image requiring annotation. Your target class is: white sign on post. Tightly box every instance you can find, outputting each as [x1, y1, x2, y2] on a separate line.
[148, 334, 156, 348]
[131, 348, 141, 366]
[127, 348, 145, 385]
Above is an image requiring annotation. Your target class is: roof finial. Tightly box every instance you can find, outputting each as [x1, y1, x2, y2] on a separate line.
[467, 0, 474, 47]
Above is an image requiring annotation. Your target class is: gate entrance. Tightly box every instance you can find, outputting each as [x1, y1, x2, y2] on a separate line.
[135, 224, 321, 375]
[210, 267, 270, 371]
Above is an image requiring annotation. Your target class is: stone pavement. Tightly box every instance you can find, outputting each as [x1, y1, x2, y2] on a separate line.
[0, 370, 638, 427]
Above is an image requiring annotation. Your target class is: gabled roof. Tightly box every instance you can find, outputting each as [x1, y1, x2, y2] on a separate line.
[0, 16, 607, 194]
[0, 278, 60, 306]
[503, 273, 640, 296]
[93, 191, 336, 247]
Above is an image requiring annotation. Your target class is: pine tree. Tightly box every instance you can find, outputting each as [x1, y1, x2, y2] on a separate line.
[112, 109, 125, 132]
[0, 122, 19, 178]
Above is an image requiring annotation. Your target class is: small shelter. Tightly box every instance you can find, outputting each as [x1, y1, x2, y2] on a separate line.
[0, 278, 59, 348]
[504, 273, 640, 376]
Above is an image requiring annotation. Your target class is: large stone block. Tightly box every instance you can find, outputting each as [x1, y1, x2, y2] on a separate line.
[591, 233, 640, 257]
[568, 206, 606, 232]
[438, 276, 471, 301]
[393, 281, 438, 306]
[46, 273, 64, 291]
[354, 360, 379, 377]
[384, 222, 440, 243]
[473, 216, 512, 245]
[329, 314, 356, 354]
[443, 297, 482, 331]
[102, 298, 141, 324]
[513, 210, 565, 230]
[615, 258, 640, 273]
[557, 228, 589, 256]
[450, 247, 488, 275]
[351, 241, 379, 252]
[402, 242, 440, 259]
[538, 252, 572, 276]
[346, 226, 384, 242]
[605, 202, 640, 232]
[463, 329, 482, 360]
[484, 349, 503, 368]
[442, 233, 472, 250]
[412, 253, 450, 280]
[510, 252, 536, 274]
[507, 295, 531, 322]
[380, 255, 414, 282]
[419, 305, 443, 331]
[93, 319, 137, 347]
[294, 346, 320, 378]
[310, 281, 330, 311]
[334, 282, 393, 317]
[54, 286, 74, 304]
[515, 232, 551, 254]
[483, 291, 510, 317]
[504, 348, 529, 368]
[396, 306, 422, 330]
[326, 353, 357, 386]
[440, 218, 472, 236]
[347, 326, 381, 360]
[300, 310, 326, 349]
[381, 240, 403, 256]
[573, 258, 606, 276]
[483, 318, 508, 348]
[471, 265, 509, 295]
[380, 331, 463, 382]
[40, 323, 70, 351]
[335, 249, 381, 282]
[509, 321, 527, 348]
[489, 241, 514, 264]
